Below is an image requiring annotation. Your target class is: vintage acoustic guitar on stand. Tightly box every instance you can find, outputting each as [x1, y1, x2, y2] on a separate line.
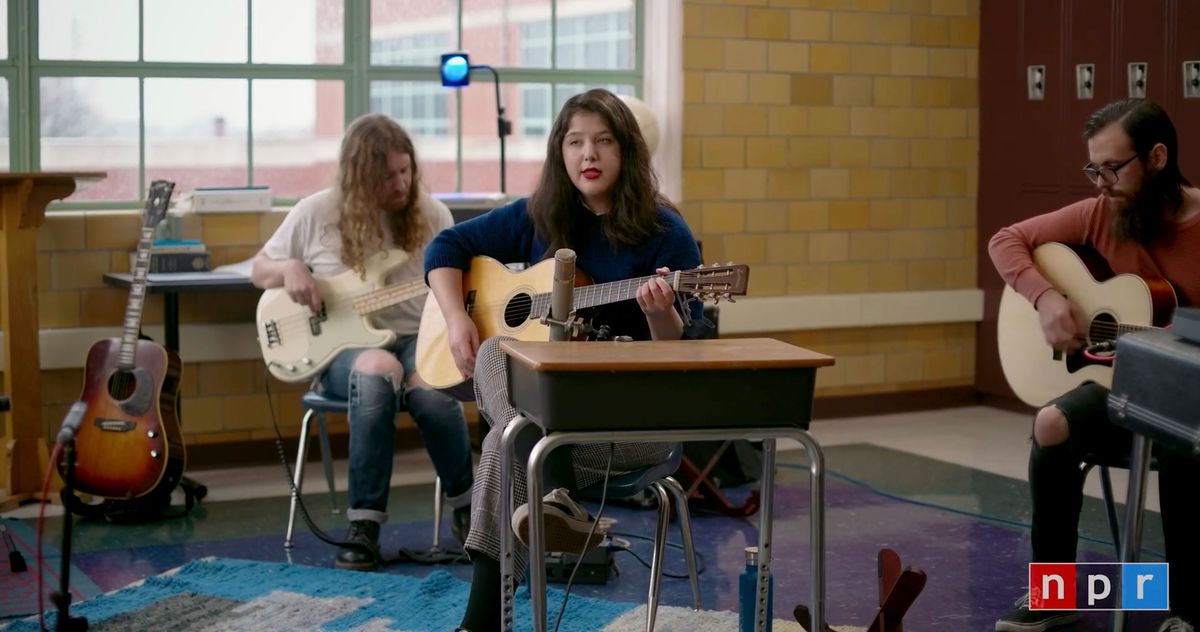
[996, 242, 1176, 407]
[67, 180, 187, 506]
[255, 249, 429, 382]
[415, 256, 751, 397]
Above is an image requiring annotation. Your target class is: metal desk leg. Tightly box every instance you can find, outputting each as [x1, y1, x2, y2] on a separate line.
[499, 415, 532, 632]
[1113, 434, 1152, 632]
[164, 291, 180, 353]
[787, 430, 826, 632]
[755, 439, 776, 632]
[527, 436, 553, 632]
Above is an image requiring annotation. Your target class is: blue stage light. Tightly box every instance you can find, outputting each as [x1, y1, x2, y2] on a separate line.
[440, 53, 471, 87]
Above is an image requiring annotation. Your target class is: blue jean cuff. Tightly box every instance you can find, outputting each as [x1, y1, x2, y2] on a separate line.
[346, 509, 387, 524]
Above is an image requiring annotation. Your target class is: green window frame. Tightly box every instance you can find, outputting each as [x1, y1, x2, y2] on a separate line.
[0, 0, 643, 209]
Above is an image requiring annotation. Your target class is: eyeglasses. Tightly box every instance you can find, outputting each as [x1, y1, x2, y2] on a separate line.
[1082, 154, 1139, 185]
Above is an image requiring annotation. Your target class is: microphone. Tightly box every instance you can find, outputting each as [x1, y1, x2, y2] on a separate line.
[56, 402, 88, 445]
[549, 248, 576, 342]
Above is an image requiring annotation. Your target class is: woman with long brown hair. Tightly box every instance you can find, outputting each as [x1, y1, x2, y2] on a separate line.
[425, 89, 711, 632]
[252, 113, 474, 571]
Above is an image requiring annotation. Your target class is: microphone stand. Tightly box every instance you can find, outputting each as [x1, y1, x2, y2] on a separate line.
[50, 404, 89, 631]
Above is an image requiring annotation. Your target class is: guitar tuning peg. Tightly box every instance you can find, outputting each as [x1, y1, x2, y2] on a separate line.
[696, 263, 704, 269]
[726, 261, 733, 266]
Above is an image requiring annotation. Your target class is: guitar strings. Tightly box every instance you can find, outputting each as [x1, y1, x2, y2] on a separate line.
[269, 282, 425, 332]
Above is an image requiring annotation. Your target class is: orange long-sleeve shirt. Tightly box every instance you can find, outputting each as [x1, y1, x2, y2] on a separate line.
[988, 194, 1200, 308]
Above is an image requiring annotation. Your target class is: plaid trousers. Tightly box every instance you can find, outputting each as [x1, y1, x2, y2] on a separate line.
[463, 336, 673, 578]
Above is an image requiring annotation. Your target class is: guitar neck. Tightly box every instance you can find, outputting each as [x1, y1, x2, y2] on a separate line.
[352, 279, 429, 315]
[118, 226, 157, 369]
[528, 271, 680, 316]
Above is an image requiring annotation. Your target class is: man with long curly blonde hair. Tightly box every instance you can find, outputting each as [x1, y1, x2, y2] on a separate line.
[252, 113, 474, 571]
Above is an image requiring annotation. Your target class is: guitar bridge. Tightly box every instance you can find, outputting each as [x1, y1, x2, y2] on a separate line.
[264, 321, 281, 348]
[95, 418, 135, 432]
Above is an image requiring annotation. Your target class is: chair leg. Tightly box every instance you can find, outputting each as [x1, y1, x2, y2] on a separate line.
[285, 409, 317, 549]
[1098, 465, 1122, 558]
[432, 476, 443, 550]
[661, 475, 703, 610]
[645, 481, 672, 632]
[315, 412, 340, 515]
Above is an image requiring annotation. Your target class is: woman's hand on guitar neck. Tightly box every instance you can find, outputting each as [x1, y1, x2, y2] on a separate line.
[1036, 290, 1081, 352]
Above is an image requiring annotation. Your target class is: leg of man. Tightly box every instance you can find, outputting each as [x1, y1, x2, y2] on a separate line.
[998, 382, 1131, 631]
[1157, 448, 1200, 625]
[321, 347, 404, 570]
[395, 334, 475, 542]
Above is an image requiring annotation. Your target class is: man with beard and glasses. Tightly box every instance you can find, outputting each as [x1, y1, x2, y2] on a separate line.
[989, 99, 1200, 632]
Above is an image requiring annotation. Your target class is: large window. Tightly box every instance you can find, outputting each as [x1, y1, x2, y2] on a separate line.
[1, 0, 643, 207]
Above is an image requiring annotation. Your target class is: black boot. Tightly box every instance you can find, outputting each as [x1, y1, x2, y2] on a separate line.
[451, 505, 471, 545]
[335, 520, 381, 571]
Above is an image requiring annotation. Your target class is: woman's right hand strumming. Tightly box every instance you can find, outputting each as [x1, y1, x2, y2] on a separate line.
[445, 312, 480, 379]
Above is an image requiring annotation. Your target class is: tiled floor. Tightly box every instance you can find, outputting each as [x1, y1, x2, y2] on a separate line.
[2, 405, 1174, 631]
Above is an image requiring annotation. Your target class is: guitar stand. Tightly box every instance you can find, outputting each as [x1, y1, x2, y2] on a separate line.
[678, 441, 760, 517]
[794, 548, 927, 632]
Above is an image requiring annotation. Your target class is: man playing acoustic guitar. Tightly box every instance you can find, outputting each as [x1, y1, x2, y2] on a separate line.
[251, 114, 474, 571]
[990, 99, 1200, 632]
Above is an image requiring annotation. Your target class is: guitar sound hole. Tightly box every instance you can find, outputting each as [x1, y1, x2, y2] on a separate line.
[504, 293, 533, 328]
[1088, 312, 1118, 344]
[107, 370, 138, 400]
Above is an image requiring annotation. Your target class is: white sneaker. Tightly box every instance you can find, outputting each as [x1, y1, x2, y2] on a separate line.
[511, 488, 607, 554]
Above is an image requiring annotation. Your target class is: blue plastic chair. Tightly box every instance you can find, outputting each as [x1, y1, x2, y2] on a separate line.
[283, 390, 449, 550]
[576, 443, 702, 626]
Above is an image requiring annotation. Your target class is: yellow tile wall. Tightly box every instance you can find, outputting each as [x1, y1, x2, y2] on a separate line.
[683, 0, 980, 397]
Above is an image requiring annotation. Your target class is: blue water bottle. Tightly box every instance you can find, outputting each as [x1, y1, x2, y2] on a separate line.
[739, 546, 773, 632]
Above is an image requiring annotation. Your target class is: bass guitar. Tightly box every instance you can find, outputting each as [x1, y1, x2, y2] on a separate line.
[256, 249, 429, 382]
[70, 180, 186, 501]
[996, 242, 1176, 407]
[415, 256, 750, 394]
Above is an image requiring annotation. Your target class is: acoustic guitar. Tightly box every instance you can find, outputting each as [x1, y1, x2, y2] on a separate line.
[255, 249, 428, 383]
[70, 180, 187, 501]
[415, 256, 750, 395]
[996, 242, 1176, 407]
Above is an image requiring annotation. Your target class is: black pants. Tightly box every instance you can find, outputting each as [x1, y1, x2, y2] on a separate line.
[1030, 382, 1200, 619]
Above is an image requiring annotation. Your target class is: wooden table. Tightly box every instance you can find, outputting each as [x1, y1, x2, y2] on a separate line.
[0, 172, 105, 510]
[496, 338, 835, 632]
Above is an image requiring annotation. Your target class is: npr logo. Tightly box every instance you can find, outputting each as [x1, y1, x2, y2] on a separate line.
[1029, 563, 1169, 611]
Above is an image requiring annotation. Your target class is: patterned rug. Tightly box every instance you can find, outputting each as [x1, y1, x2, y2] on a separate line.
[0, 518, 101, 620]
[0, 557, 849, 631]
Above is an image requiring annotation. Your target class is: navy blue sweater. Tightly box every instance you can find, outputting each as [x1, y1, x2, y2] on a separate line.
[424, 198, 708, 341]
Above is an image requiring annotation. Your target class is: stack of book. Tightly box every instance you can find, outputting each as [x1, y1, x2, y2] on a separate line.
[173, 186, 273, 213]
[131, 239, 210, 273]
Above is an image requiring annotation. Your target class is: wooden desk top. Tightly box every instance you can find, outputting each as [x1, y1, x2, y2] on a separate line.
[501, 338, 835, 373]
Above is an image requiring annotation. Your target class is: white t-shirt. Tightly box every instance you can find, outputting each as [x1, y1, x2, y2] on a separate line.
[260, 187, 452, 336]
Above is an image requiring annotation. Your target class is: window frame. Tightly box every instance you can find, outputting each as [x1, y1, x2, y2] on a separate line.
[0, 0, 643, 209]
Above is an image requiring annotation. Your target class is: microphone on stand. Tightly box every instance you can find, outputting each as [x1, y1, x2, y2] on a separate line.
[548, 248, 576, 342]
[51, 401, 90, 631]
[56, 402, 88, 445]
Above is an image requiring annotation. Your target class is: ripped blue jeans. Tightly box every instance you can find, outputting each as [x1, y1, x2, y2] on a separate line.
[320, 334, 473, 524]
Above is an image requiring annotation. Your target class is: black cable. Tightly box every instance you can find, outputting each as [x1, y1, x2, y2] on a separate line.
[552, 443, 614, 632]
[261, 369, 382, 562]
[777, 461, 1167, 560]
[607, 531, 707, 579]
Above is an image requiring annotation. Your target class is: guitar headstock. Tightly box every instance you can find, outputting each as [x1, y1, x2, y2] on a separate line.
[142, 180, 176, 229]
[679, 263, 750, 302]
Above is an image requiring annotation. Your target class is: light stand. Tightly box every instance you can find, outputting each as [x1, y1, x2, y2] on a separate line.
[440, 52, 512, 194]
